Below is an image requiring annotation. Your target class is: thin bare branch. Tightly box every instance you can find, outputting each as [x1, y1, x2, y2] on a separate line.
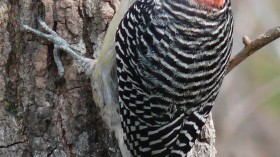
[226, 26, 280, 74]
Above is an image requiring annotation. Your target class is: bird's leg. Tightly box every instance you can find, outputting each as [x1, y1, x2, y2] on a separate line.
[18, 18, 96, 77]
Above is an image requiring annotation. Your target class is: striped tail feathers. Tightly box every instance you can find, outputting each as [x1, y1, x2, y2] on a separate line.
[121, 105, 185, 156]
[148, 104, 213, 157]
[171, 104, 213, 157]
[148, 111, 185, 156]
[122, 103, 213, 157]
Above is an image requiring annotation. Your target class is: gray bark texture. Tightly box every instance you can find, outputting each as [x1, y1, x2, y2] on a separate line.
[0, 0, 216, 157]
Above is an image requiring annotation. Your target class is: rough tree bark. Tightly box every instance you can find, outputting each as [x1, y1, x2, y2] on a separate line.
[0, 0, 224, 156]
[1, 0, 123, 156]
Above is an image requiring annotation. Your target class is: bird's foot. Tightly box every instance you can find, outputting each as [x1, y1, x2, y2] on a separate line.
[18, 18, 96, 77]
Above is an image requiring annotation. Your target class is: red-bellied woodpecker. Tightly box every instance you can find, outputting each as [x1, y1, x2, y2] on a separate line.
[115, 0, 233, 156]
[19, 0, 233, 156]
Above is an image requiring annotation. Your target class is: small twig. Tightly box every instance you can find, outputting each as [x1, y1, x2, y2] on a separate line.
[226, 26, 280, 74]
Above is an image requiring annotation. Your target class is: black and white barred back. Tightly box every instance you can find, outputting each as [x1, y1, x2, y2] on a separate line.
[115, 0, 233, 156]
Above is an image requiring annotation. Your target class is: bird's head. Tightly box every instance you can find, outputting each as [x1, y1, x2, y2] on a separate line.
[193, 0, 226, 10]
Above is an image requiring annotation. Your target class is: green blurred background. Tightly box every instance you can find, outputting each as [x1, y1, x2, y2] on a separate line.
[213, 0, 280, 156]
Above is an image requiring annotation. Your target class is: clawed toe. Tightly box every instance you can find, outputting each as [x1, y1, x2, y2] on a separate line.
[18, 18, 96, 77]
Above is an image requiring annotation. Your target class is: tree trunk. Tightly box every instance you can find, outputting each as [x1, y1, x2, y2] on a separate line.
[0, 0, 215, 156]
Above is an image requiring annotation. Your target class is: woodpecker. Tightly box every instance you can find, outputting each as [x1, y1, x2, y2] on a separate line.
[18, 0, 233, 156]
[115, 0, 233, 156]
